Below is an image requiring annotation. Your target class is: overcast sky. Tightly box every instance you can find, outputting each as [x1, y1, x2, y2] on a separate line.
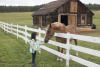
[0, 0, 100, 6]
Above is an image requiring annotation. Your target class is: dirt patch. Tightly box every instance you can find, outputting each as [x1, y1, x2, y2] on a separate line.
[77, 28, 100, 35]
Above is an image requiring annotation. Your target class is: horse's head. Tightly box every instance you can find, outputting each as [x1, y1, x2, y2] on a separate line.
[44, 24, 55, 43]
[44, 22, 66, 43]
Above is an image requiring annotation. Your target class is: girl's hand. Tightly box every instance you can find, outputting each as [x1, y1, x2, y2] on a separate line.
[38, 51, 41, 54]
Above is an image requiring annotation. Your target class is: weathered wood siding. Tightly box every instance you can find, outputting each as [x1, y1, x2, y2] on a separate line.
[77, 1, 93, 26]
[33, 0, 93, 27]
[77, 14, 81, 26]
[57, 2, 70, 14]
[70, 1, 78, 12]
[33, 16, 39, 26]
[78, 2, 88, 13]
[68, 14, 77, 26]
[87, 14, 92, 25]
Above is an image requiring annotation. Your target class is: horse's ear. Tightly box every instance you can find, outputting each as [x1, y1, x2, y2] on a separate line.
[50, 24, 52, 28]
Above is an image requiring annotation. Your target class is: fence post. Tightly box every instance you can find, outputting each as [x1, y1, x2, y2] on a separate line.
[25, 25, 28, 44]
[0, 22, 2, 28]
[1, 22, 3, 29]
[0, 22, 1, 28]
[17, 24, 19, 39]
[7, 23, 8, 33]
[4, 23, 5, 32]
[66, 32, 71, 67]
[38, 27, 41, 43]
[11, 24, 13, 34]
[2, 23, 3, 30]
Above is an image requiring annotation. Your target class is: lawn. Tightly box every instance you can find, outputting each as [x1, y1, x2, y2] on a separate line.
[0, 12, 33, 27]
[0, 11, 100, 67]
[93, 11, 100, 29]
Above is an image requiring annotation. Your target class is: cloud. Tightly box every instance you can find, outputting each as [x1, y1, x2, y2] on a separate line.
[0, 0, 100, 6]
[80, 0, 100, 4]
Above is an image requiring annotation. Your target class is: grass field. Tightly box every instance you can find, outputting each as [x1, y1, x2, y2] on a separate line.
[0, 12, 33, 27]
[0, 11, 100, 67]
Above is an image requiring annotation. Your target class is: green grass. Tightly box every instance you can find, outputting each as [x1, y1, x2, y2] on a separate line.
[93, 11, 100, 29]
[0, 12, 33, 27]
[0, 29, 67, 67]
[0, 28, 100, 67]
[0, 11, 100, 67]
[0, 29, 31, 67]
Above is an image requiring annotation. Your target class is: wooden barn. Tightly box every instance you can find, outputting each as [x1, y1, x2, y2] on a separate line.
[32, 0, 94, 28]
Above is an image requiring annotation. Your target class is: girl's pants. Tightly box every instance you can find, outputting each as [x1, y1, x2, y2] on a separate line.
[32, 51, 36, 64]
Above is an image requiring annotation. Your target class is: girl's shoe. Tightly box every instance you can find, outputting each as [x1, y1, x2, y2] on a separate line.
[31, 63, 36, 67]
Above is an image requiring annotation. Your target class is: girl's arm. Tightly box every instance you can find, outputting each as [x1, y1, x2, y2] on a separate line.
[36, 41, 41, 53]
[30, 39, 35, 50]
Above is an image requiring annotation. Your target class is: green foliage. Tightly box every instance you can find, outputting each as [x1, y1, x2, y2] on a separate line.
[86, 4, 100, 10]
[0, 4, 100, 12]
[0, 5, 44, 12]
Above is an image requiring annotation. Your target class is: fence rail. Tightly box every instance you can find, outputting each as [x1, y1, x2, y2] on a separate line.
[0, 21, 100, 67]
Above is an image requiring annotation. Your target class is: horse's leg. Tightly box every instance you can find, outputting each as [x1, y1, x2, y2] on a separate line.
[57, 46, 61, 61]
[59, 48, 64, 61]
[74, 39, 78, 56]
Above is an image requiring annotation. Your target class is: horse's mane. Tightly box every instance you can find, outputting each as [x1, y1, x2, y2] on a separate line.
[47, 22, 76, 33]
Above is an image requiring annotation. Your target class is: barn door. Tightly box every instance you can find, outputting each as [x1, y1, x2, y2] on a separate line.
[81, 14, 87, 25]
[58, 14, 68, 26]
[68, 14, 77, 26]
[39, 16, 42, 28]
[61, 15, 68, 26]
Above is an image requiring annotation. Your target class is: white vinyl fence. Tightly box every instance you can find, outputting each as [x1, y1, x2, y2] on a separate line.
[0, 21, 100, 67]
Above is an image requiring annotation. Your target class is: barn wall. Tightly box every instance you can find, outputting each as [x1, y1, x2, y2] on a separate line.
[33, 16, 39, 26]
[42, 16, 46, 26]
[52, 15, 58, 22]
[57, 2, 70, 14]
[33, 0, 93, 27]
[87, 14, 92, 26]
[68, 14, 77, 26]
[78, 2, 88, 13]
[70, 1, 78, 12]
[57, 5, 64, 14]
[45, 16, 52, 25]
[77, 14, 81, 26]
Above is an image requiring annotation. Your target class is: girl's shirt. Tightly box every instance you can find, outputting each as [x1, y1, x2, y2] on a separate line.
[30, 39, 40, 53]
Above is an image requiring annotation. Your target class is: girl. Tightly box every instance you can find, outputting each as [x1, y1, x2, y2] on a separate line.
[30, 32, 40, 67]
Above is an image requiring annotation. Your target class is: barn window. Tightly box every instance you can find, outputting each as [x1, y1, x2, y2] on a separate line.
[81, 14, 87, 25]
[82, 16, 85, 24]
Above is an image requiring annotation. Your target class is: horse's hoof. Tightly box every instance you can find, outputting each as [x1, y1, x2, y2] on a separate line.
[57, 57, 60, 61]
[59, 58, 63, 62]
[75, 52, 78, 56]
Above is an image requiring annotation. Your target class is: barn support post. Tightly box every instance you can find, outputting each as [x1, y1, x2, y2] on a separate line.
[66, 33, 71, 67]
[17, 24, 19, 39]
[38, 27, 41, 43]
[39, 16, 42, 28]
[58, 14, 61, 22]
[25, 25, 28, 44]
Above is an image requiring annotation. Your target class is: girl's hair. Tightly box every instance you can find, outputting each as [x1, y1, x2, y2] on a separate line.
[31, 32, 37, 41]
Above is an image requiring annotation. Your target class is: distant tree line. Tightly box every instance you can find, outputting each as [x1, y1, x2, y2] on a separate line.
[86, 4, 100, 10]
[0, 4, 100, 12]
[0, 5, 44, 12]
